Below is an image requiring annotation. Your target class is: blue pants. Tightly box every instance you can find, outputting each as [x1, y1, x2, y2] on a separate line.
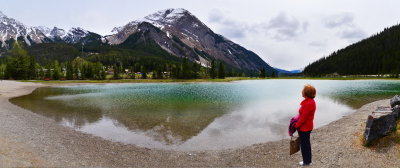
[299, 130, 312, 164]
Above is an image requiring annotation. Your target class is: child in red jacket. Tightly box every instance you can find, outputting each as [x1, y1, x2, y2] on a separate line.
[295, 84, 316, 166]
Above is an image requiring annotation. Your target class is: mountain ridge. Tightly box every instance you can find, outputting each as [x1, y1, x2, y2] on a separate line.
[0, 8, 275, 74]
[303, 23, 400, 76]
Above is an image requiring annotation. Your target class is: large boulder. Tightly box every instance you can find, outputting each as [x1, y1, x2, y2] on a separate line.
[390, 95, 400, 108]
[364, 106, 397, 145]
[392, 105, 400, 119]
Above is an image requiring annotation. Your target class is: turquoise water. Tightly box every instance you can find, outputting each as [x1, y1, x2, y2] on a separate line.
[10, 79, 400, 150]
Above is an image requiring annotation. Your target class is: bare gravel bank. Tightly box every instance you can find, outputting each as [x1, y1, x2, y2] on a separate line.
[0, 80, 399, 167]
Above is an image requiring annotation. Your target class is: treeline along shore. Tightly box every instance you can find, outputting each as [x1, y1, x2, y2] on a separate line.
[304, 23, 400, 77]
[0, 41, 278, 81]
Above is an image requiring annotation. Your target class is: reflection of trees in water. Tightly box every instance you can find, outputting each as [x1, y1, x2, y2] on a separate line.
[326, 93, 398, 109]
[10, 87, 103, 127]
[105, 103, 231, 145]
[322, 81, 400, 109]
[10, 87, 236, 145]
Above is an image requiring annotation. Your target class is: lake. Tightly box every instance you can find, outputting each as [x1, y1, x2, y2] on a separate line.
[10, 79, 400, 151]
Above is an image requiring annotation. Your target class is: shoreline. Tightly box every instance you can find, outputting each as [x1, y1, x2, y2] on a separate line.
[18, 76, 400, 85]
[0, 80, 399, 167]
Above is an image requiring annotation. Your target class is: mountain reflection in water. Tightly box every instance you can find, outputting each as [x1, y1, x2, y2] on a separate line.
[10, 80, 400, 150]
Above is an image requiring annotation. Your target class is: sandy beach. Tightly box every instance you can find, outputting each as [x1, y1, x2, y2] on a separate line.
[0, 80, 399, 167]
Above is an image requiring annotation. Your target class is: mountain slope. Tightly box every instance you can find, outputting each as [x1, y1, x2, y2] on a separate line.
[107, 8, 274, 73]
[0, 9, 275, 75]
[304, 24, 400, 76]
[0, 11, 49, 48]
[117, 22, 202, 63]
[0, 10, 104, 50]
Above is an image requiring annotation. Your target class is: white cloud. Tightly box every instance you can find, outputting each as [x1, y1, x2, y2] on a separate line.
[265, 12, 303, 41]
[338, 28, 367, 42]
[322, 12, 367, 42]
[2, 0, 400, 70]
[209, 11, 308, 41]
[324, 13, 355, 28]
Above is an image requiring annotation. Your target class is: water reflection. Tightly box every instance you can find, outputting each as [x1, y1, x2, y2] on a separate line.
[10, 80, 400, 150]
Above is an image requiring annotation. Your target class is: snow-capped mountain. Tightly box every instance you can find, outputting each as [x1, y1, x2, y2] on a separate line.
[0, 11, 48, 48]
[107, 8, 193, 44]
[0, 10, 101, 48]
[63, 27, 92, 44]
[0, 9, 274, 73]
[35, 26, 99, 44]
[107, 8, 274, 72]
[35, 26, 66, 40]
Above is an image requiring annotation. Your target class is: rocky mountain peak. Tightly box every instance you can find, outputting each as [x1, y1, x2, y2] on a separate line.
[0, 11, 6, 18]
[0, 11, 23, 26]
[0, 9, 273, 73]
[105, 8, 273, 72]
[108, 8, 201, 44]
[50, 27, 66, 37]
[0, 11, 36, 47]
[34, 26, 66, 40]
[35, 26, 51, 34]
[67, 27, 89, 36]
[62, 27, 91, 44]
[144, 8, 190, 25]
[110, 8, 190, 34]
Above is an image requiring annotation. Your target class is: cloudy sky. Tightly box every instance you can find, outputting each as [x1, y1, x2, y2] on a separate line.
[1, 0, 400, 70]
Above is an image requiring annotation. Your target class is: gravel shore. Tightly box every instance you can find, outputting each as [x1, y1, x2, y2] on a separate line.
[0, 80, 398, 167]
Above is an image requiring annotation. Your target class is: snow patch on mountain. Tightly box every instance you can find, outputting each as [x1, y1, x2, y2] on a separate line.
[0, 10, 49, 47]
[0, 11, 7, 19]
[0, 11, 96, 47]
[63, 27, 90, 43]
[144, 8, 187, 26]
[107, 8, 192, 44]
[35, 26, 66, 40]
[166, 31, 171, 38]
[35, 26, 51, 37]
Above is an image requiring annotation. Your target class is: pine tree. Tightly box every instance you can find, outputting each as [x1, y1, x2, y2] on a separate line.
[0, 64, 6, 79]
[81, 64, 87, 80]
[259, 68, 266, 78]
[210, 60, 217, 79]
[119, 64, 124, 79]
[85, 62, 93, 79]
[271, 71, 276, 78]
[53, 61, 61, 80]
[181, 58, 190, 79]
[192, 62, 199, 79]
[44, 65, 51, 79]
[37, 66, 44, 80]
[140, 65, 147, 79]
[5, 57, 16, 79]
[171, 64, 180, 79]
[218, 62, 225, 79]
[6, 42, 30, 79]
[113, 64, 120, 79]
[142, 72, 147, 79]
[66, 62, 73, 80]
[101, 67, 106, 80]
[95, 62, 103, 80]
[130, 66, 136, 79]
[28, 55, 36, 79]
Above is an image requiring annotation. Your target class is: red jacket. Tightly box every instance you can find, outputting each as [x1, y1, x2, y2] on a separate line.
[295, 98, 316, 132]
